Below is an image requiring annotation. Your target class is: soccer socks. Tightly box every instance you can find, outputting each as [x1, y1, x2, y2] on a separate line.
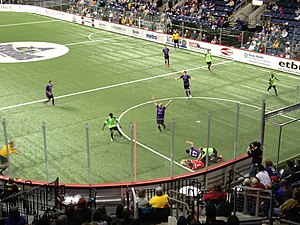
[158, 125, 162, 132]
[110, 132, 114, 141]
[185, 91, 189, 97]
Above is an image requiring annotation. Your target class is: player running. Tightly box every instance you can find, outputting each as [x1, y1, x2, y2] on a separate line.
[267, 73, 279, 96]
[45, 80, 55, 106]
[162, 45, 170, 66]
[175, 71, 194, 99]
[152, 96, 172, 133]
[102, 113, 124, 141]
[205, 49, 212, 71]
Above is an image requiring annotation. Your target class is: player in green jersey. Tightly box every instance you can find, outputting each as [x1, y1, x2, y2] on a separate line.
[102, 113, 124, 141]
[267, 73, 279, 96]
[205, 49, 212, 71]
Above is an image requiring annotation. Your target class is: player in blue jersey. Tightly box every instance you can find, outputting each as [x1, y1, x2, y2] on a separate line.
[162, 45, 170, 66]
[185, 140, 201, 158]
[152, 96, 173, 133]
[45, 80, 55, 106]
[175, 71, 194, 99]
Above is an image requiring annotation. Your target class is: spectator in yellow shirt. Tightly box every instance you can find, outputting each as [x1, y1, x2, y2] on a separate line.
[0, 141, 20, 174]
[149, 187, 170, 208]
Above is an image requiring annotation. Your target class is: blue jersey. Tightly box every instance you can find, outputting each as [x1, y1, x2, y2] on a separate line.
[156, 105, 166, 120]
[180, 74, 191, 86]
[163, 47, 169, 57]
[188, 147, 200, 158]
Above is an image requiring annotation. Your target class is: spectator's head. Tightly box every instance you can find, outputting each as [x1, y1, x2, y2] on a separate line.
[293, 187, 300, 201]
[116, 204, 125, 218]
[213, 184, 222, 192]
[97, 204, 107, 218]
[138, 188, 146, 198]
[265, 159, 274, 167]
[9, 206, 20, 218]
[227, 215, 240, 225]
[92, 210, 101, 222]
[177, 216, 187, 225]
[77, 197, 87, 209]
[155, 186, 164, 196]
[56, 215, 68, 225]
[205, 204, 217, 220]
[65, 205, 75, 217]
[243, 178, 250, 186]
[286, 160, 294, 168]
[250, 177, 259, 187]
[7, 178, 15, 185]
[258, 164, 265, 172]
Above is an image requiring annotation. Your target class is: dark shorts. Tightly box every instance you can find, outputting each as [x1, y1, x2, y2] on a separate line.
[164, 55, 169, 60]
[46, 93, 54, 99]
[109, 126, 119, 131]
[156, 119, 164, 124]
[0, 156, 8, 164]
[174, 39, 179, 44]
[206, 61, 212, 65]
[184, 84, 190, 90]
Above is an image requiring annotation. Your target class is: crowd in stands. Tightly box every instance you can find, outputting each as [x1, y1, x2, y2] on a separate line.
[242, 0, 300, 59]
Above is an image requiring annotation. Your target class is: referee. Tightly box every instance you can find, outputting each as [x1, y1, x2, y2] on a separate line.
[172, 30, 180, 49]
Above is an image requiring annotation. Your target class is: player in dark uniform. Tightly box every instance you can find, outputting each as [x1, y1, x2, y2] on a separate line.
[162, 45, 170, 66]
[152, 96, 173, 133]
[45, 80, 55, 106]
[175, 71, 194, 99]
[185, 140, 201, 158]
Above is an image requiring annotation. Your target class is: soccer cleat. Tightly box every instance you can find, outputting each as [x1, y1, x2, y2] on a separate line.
[121, 136, 124, 140]
[186, 97, 189, 99]
[111, 138, 114, 142]
[189, 95, 192, 98]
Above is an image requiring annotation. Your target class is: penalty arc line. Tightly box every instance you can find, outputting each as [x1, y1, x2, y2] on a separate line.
[0, 60, 233, 111]
[118, 96, 300, 171]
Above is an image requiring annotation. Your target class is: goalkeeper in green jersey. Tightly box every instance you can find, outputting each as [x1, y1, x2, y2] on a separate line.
[102, 113, 124, 141]
[267, 73, 279, 96]
[205, 49, 212, 71]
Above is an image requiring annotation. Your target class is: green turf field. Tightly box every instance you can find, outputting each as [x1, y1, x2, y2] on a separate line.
[0, 12, 299, 184]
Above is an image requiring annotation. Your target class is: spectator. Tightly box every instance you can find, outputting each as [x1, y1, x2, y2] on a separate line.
[201, 34, 207, 42]
[256, 164, 272, 189]
[56, 215, 68, 225]
[211, 36, 218, 44]
[264, 159, 279, 179]
[247, 141, 263, 178]
[0, 178, 20, 204]
[190, 31, 198, 40]
[279, 6, 283, 15]
[272, 3, 279, 12]
[177, 216, 187, 225]
[75, 197, 92, 223]
[226, 0, 234, 7]
[295, 158, 300, 172]
[203, 204, 226, 225]
[97, 205, 111, 225]
[279, 187, 300, 219]
[92, 210, 107, 225]
[65, 205, 82, 225]
[149, 187, 170, 208]
[137, 188, 149, 208]
[281, 160, 296, 179]
[227, 215, 239, 225]
[5, 206, 25, 225]
[203, 184, 227, 204]
[281, 29, 288, 39]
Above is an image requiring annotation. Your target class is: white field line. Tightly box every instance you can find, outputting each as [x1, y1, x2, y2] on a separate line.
[0, 60, 233, 111]
[0, 20, 58, 28]
[65, 36, 130, 46]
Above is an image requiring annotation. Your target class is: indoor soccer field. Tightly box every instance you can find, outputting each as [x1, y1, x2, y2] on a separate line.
[0, 12, 299, 184]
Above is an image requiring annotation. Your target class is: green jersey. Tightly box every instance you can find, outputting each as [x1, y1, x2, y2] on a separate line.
[205, 52, 212, 62]
[201, 147, 214, 158]
[269, 76, 277, 86]
[105, 116, 118, 128]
